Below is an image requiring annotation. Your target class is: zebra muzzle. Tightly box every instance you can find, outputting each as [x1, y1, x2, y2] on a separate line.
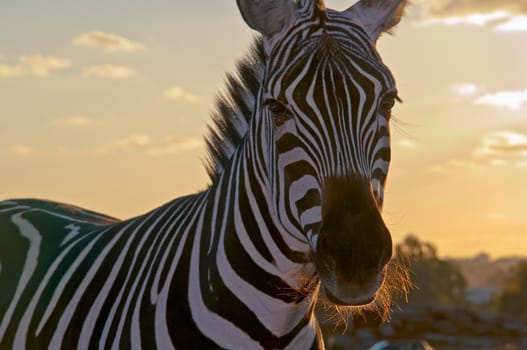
[314, 175, 393, 306]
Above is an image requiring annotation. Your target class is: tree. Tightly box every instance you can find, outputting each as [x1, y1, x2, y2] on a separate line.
[498, 262, 527, 321]
[395, 234, 467, 307]
[395, 234, 437, 260]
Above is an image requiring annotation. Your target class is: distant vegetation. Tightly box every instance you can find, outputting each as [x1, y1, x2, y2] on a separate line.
[392, 234, 527, 320]
[498, 261, 527, 322]
[393, 234, 467, 308]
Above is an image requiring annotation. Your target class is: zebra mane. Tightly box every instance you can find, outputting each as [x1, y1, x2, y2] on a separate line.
[204, 38, 265, 182]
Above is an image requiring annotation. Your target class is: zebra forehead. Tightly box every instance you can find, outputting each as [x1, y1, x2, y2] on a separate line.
[269, 36, 396, 94]
[270, 9, 380, 54]
[266, 16, 396, 87]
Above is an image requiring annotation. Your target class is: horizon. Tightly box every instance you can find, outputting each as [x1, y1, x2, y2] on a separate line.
[1, 0, 526, 259]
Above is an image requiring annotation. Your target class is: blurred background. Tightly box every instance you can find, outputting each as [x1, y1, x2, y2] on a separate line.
[1, 1, 526, 348]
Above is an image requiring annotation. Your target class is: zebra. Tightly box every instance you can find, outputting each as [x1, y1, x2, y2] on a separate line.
[0, 0, 409, 348]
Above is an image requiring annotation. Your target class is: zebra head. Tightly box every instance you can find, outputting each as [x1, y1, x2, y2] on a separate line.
[237, 0, 408, 307]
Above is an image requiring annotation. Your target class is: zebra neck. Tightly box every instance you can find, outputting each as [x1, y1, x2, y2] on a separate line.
[191, 146, 320, 338]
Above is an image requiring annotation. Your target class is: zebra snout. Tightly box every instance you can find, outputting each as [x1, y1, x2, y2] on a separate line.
[315, 219, 391, 306]
[314, 177, 393, 305]
[314, 212, 392, 272]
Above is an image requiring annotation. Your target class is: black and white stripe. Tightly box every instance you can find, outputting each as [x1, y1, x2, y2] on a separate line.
[0, 0, 408, 348]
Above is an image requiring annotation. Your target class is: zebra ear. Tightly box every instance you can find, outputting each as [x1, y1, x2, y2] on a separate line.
[237, 0, 298, 38]
[344, 0, 408, 43]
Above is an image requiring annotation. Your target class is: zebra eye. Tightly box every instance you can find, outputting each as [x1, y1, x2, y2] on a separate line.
[379, 95, 396, 117]
[267, 99, 287, 115]
[266, 99, 291, 126]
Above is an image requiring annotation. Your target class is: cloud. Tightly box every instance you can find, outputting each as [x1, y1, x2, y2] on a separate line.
[97, 134, 202, 156]
[426, 159, 478, 173]
[113, 134, 152, 151]
[146, 137, 202, 156]
[428, 130, 527, 173]
[96, 133, 151, 155]
[495, 16, 527, 31]
[475, 131, 527, 169]
[473, 89, 527, 111]
[83, 64, 137, 79]
[420, 11, 509, 27]
[450, 83, 484, 98]
[163, 85, 199, 103]
[489, 159, 509, 167]
[53, 116, 94, 126]
[12, 144, 33, 156]
[475, 131, 527, 157]
[450, 83, 527, 111]
[0, 55, 71, 78]
[73, 31, 145, 53]
[397, 139, 417, 149]
[424, 1, 527, 17]
[420, 1, 527, 31]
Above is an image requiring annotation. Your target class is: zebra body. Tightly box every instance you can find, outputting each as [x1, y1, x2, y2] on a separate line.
[0, 0, 409, 348]
[0, 191, 315, 349]
[1, 158, 317, 349]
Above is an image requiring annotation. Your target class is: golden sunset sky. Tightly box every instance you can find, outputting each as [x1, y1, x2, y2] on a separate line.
[1, 0, 526, 258]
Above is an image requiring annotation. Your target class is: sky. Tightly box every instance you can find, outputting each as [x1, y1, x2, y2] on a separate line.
[1, 0, 526, 258]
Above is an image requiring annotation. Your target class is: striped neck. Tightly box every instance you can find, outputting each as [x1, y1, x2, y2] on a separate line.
[190, 135, 321, 347]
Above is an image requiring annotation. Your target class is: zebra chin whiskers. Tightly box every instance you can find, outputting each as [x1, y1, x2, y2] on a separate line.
[317, 257, 411, 329]
[318, 259, 413, 329]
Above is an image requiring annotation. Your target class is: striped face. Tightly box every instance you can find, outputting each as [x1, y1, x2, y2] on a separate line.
[239, 0, 407, 306]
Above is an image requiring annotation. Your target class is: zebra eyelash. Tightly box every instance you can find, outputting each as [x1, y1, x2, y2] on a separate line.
[378, 92, 401, 118]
